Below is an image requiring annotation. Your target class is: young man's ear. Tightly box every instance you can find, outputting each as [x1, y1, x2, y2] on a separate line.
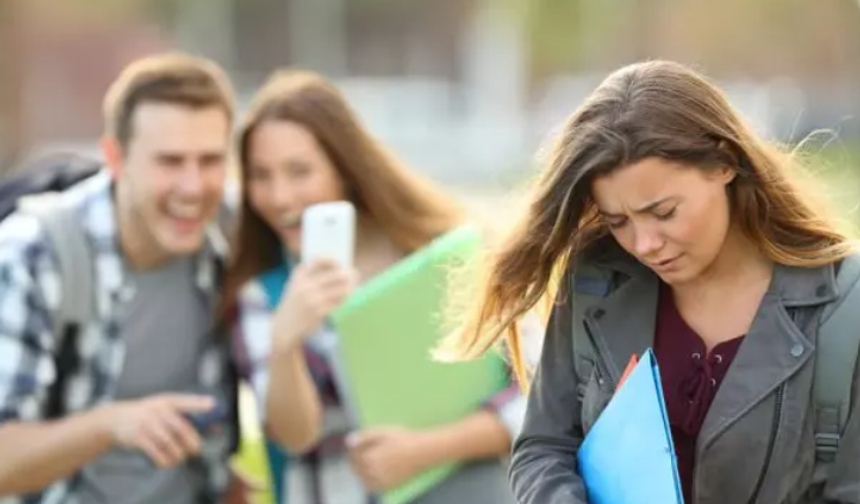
[101, 136, 124, 181]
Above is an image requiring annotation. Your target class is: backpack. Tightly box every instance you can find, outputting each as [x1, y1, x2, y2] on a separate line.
[2, 153, 241, 452]
[569, 254, 860, 477]
[1, 153, 102, 419]
[0, 153, 101, 220]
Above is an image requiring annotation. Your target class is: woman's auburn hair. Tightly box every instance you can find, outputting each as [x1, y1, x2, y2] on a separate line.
[219, 69, 464, 322]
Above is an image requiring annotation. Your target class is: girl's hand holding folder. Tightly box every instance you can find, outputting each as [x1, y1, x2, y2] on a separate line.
[347, 426, 431, 492]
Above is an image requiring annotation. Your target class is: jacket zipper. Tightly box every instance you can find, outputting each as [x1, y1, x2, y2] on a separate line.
[584, 321, 617, 391]
[747, 383, 785, 504]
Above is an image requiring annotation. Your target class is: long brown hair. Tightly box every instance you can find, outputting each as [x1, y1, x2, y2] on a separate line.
[220, 69, 463, 317]
[438, 60, 856, 384]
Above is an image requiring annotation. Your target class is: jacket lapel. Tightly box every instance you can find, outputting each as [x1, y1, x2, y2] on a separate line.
[697, 262, 835, 449]
[696, 290, 813, 448]
[583, 263, 659, 385]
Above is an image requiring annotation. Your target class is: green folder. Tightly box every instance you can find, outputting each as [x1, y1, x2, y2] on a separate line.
[329, 225, 509, 504]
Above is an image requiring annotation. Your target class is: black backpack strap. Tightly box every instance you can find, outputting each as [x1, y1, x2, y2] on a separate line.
[47, 327, 82, 419]
[209, 250, 242, 455]
[226, 353, 241, 455]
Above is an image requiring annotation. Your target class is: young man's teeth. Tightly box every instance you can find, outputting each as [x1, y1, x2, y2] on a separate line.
[168, 203, 201, 219]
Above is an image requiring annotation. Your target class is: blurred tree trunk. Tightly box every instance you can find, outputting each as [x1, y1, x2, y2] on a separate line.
[0, 0, 27, 177]
[174, 0, 236, 74]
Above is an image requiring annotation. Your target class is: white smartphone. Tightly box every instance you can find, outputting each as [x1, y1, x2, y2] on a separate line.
[301, 201, 356, 268]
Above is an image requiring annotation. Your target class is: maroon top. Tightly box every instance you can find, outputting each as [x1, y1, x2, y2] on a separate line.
[653, 283, 744, 504]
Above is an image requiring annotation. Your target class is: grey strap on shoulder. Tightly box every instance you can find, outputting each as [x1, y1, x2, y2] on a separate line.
[19, 195, 94, 332]
[814, 253, 860, 464]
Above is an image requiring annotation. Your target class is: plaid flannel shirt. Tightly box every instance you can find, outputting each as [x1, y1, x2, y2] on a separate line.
[232, 274, 528, 504]
[0, 171, 234, 504]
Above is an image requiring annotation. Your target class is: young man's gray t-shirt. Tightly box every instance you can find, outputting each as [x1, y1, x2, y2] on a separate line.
[77, 256, 213, 504]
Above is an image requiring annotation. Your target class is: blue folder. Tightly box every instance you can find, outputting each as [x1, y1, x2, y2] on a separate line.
[577, 348, 684, 504]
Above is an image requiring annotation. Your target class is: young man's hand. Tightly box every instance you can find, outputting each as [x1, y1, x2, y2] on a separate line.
[102, 393, 215, 468]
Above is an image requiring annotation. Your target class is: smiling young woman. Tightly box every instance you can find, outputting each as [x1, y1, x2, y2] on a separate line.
[221, 69, 524, 504]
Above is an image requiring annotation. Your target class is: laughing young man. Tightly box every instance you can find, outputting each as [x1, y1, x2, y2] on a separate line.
[0, 53, 246, 504]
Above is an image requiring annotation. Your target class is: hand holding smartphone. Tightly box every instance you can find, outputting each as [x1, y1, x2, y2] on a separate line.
[272, 201, 358, 348]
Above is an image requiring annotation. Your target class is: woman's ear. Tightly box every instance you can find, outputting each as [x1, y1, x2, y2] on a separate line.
[716, 165, 738, 186]
[714, 140, 740, 185]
